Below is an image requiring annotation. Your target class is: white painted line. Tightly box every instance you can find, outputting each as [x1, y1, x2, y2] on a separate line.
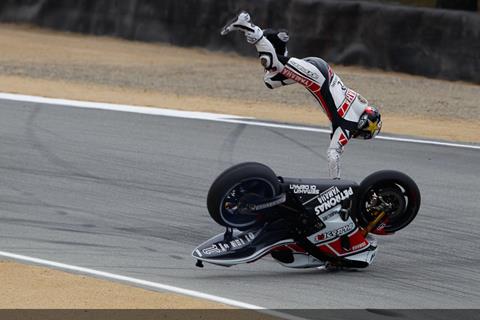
[0, 250, 306, 320]
[374, 135, 480, 149]
[221, 118, 480, 150]
[1, 92, 479, 150]
[0, 92, 252, 121]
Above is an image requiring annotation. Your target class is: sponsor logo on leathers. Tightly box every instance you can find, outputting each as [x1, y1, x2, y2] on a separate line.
[289, 60, 320, 80]
[281, 68, 314, 86]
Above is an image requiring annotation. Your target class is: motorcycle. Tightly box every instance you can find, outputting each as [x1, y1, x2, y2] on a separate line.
[192, 162, 420, 269]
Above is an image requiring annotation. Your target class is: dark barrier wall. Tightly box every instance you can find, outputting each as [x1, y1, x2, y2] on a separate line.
[1, 0, 479, 83]
[437, 0, 478, 11]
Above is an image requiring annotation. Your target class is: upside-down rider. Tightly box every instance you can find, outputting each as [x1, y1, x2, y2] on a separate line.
[221, 12, 382, 179]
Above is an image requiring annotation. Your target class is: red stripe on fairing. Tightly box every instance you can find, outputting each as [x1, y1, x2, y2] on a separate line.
[272, 229, 369, 258]
[287, 244, 306, 253]
[348, 230, 369, 248]
[322, 229, 369, 256]
[281, 67, 333, 120]
[317, 245, 336, 255]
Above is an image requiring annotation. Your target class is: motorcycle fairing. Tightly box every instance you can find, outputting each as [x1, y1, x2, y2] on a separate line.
[280, 177, 359, 217]
[192, 219, 295, 266]
[193, 180, 368, 267]
[270, 205, 376, 268]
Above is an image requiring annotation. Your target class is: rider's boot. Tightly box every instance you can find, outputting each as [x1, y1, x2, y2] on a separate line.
[221, 11, 263, 44]
[221, 12, 284, 72]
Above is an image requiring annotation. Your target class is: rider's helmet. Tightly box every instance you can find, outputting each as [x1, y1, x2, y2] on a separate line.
[353, 106, 382, 139]
[263, 28, 289, 56]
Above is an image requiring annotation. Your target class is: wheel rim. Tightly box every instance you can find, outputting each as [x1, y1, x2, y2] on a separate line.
[219, 178, 276, 228]
[378, 187, 407, 221]
[363, 183, 410, 231]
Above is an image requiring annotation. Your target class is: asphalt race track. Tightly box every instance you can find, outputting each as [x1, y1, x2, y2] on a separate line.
[1, 99, 479, 310]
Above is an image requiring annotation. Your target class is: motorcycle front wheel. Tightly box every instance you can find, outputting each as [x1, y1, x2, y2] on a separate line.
[207, 162, 280, 229]
[356, 170, 421, 234]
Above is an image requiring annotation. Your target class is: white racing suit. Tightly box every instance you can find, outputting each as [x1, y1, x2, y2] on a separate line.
[255, 36, 369, 179]
[223, 19, 378, 267]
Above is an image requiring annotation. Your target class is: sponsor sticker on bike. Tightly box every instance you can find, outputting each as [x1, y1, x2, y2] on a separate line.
[202, 244, 222, 255]
[325, 223, 355, 239]
[315, 222, 355, 241]
[314, 186, 354, 215]
[289, 184, 320, 195]
[202, 232, 256, 255]
[351, 241, 367, 251]
[320, 210, 338, 221]
[228, 232, 255, 248]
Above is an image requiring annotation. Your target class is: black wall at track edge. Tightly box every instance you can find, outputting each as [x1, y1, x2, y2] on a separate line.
[1, 0, 479, 83]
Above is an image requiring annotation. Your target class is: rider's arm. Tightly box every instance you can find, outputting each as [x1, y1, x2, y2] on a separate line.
[327, 127, 351, 179]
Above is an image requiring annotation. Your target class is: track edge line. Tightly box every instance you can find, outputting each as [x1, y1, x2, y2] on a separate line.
[0, 251, 307, 320]
[1, 91, 477, 150]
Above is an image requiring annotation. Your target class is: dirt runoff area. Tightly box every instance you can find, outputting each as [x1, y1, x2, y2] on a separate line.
[0, 23, 478, 310]
[0, 260, 278, 320]
[0, 23, 479, 143]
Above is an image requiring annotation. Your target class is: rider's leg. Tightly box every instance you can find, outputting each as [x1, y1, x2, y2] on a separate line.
[222, 12, 284, 72]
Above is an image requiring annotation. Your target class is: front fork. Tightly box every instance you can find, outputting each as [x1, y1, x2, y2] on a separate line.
[361, 211, 386, 236]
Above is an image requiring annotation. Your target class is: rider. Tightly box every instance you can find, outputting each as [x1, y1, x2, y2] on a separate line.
[221, 12, 382, 179]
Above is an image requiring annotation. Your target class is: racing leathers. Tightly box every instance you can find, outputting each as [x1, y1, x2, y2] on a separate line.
[235, 19, 371, 179]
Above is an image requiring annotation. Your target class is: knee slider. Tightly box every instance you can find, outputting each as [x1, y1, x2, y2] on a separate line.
[259, 54, 272, 70]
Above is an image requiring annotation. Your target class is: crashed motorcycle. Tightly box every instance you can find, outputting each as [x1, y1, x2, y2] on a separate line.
[192, 162, 420, 269]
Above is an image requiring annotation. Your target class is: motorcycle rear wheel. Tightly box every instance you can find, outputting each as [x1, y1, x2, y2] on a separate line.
[357, 170, 421, 234]
[207, 162, 280, 229]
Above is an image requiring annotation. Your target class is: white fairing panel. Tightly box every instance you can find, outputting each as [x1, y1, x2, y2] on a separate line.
[307, 205, 356, 244]
[344, 248, 377, 265]
[275, 205, 378, 268]
[275, 253, 326, 269]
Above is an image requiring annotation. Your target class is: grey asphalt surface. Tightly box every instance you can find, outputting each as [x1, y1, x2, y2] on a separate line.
[0, 100, 479, 309]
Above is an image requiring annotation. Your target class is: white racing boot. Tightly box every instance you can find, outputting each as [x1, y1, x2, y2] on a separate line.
[221, 11, 283, 72]
[220, 11, 263, 44]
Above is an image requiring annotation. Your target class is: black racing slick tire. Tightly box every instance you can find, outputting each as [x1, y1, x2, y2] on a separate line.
[357, 170, 421, 234]
[207, 162, 280, 229]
